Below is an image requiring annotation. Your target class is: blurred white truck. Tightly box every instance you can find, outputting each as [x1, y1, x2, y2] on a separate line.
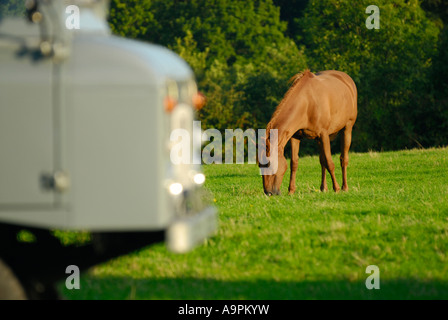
[0, 0, 217, 299]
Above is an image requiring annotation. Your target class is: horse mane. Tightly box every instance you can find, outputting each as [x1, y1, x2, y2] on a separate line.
[266, 69, 312, 140]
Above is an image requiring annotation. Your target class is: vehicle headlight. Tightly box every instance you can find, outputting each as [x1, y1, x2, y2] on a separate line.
[193, 173, 205, 185]
[168, 182, 183, 195]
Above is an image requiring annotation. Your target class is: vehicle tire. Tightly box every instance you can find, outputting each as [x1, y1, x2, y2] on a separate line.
[0, 259, 27, 300]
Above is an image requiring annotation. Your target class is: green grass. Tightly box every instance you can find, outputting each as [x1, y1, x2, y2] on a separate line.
[61, 147, 448, 299]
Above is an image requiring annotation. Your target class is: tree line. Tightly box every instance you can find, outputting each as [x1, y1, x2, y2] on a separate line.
[2, 0, 447, 153]
[109, 0, 447, 154]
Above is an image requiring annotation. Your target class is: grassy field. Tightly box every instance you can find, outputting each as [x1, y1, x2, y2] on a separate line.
[61, 147, 448, 299]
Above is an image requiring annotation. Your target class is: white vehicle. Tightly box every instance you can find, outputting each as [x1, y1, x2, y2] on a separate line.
[0, 0, 217, 299]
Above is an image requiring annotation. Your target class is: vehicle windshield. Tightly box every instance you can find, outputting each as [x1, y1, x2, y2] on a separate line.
[0, 0, 26, 20]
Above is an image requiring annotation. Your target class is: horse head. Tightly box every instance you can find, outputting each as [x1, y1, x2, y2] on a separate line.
[257, 134, 287, 196]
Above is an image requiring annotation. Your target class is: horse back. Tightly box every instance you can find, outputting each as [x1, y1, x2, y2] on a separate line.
[316, 70, 357, 106]
[304, 70, 358, 134]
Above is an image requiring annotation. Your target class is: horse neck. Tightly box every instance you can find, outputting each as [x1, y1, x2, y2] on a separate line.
[267, 99, 307, 151]
[266, 122, 289, 154]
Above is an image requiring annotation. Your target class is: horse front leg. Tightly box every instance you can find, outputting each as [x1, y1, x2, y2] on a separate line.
[288, 138, 300, 195]
[319, 133, 340, 192]
[319, 150, 328, 192]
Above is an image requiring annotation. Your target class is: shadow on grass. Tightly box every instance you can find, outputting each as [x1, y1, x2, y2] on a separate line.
[61, 276, 448, 300]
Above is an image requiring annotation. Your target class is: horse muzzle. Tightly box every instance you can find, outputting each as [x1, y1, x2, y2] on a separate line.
[264, 189, 280, 196]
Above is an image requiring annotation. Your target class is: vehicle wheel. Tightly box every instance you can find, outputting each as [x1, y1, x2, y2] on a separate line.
[0, 259, 27, 300]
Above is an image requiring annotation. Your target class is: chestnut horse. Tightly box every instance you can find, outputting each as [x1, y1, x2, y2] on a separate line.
[260, 70, 357, 195]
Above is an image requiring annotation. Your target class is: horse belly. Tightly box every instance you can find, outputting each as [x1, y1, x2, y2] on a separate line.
[293, 129, 319, 140]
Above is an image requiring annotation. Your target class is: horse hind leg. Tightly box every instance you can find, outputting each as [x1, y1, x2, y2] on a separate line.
[340, 126, 353, 191]
[288, 138, 300, 195]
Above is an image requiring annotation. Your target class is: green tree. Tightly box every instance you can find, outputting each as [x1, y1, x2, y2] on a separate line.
[420, 0, 448, 147]
[108, 0, 157, 39]
[421, 0, 448, 25]
[273, 0, 309, 39]
[426, 25, 448, 146]
[148, 0, 293, 67]
[0, 0, 25, 20]
[299, 0, 440, 150]
[108, 0, 307, 131]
